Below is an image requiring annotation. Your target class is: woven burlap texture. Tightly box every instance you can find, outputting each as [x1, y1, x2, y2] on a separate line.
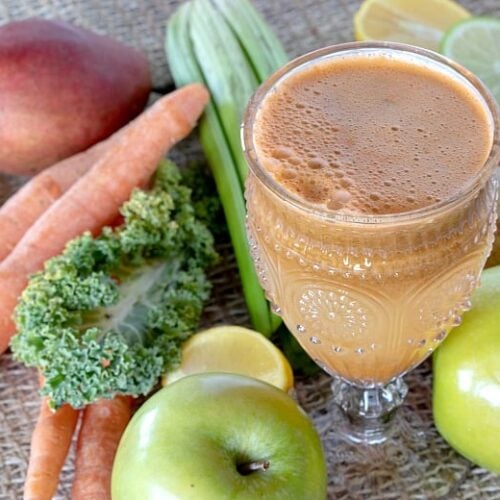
[1, 0, 500, 498]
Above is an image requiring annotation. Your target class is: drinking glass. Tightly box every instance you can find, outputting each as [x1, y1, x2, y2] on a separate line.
[242, 42, 499, 491]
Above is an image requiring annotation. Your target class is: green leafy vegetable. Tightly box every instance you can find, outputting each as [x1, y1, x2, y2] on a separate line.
[181, 162, 225, 239]
[11, 160, 217, 409]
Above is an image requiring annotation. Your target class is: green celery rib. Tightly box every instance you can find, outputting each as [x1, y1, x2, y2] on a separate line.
[166, 3, 273, 336]
[210, 0, 288, 81]
[210, 0, 287, 332]
[188, 0, 258, 189]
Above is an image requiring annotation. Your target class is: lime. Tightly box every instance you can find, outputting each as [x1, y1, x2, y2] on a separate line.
[441, 17, 500, 102]
[162, 325, 294, 392]
[354, 0, 470, 51]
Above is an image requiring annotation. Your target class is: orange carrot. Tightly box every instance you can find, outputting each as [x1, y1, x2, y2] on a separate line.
[72, 396, 132, 500]
[24, 398, 80, 500]
[0, 83, 209, 354]
[0, 141, 108, 261]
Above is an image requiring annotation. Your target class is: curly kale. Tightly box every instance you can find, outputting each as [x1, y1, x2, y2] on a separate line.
[181, 161, 226, 239]
[11, 160, 218, 409]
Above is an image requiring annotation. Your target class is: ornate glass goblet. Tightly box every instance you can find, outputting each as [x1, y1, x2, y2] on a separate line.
[242, 43, 499, 452]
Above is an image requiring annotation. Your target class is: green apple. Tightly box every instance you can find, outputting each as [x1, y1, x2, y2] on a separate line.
[112, 373, 327, 499]
[433, 266, 500, 473]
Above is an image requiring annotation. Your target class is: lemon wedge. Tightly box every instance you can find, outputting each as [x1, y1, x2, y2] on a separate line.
[162, 325, 294, 392]
[354, 0, 470, 51]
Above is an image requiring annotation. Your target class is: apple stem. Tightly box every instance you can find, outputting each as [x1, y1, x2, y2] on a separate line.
[237, 460, 270, 476]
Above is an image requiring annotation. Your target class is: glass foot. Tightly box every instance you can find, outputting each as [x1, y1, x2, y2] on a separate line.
[298, 362, 472, 498]
[331, 377, 407, 444]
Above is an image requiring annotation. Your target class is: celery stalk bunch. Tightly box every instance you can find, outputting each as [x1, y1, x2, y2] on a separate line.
[166, 0, 287, 336]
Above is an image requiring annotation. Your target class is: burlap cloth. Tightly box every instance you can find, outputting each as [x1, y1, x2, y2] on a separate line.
[1, 0, 499, 498]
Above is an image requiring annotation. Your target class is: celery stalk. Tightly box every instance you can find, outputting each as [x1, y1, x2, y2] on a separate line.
[166, 3, 273, 336]
[210, 0, 288, 81]
[208, 0, 286, 332]
[188, 0, 258, 189]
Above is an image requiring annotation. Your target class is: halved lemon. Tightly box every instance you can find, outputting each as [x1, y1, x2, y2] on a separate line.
[162, 325, 294, 392]
[354, 0, 470, 51]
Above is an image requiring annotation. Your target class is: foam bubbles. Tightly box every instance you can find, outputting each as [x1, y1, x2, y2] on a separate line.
[307, 157, 329, 170]
[327, 189, 352, 210]
[254, 52, 492, 215]
[271, 146, 295, 159]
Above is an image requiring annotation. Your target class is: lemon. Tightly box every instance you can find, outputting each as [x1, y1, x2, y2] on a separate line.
[162, 325, 294, 392]
[441, 17, 500, 103]
[354, 0, 470, 51]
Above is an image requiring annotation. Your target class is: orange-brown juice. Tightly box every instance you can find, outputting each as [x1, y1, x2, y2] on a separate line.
[245, 47, 497, 385]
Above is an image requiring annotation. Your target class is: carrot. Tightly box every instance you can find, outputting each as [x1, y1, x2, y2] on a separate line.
[0, 83, 209, 354]
[0, 141, 108, 262]
[72, 396, 132, 500]
[24, 398, 80, 500]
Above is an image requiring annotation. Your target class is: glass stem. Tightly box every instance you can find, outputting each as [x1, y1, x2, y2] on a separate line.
[331, 377, 408, 444]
